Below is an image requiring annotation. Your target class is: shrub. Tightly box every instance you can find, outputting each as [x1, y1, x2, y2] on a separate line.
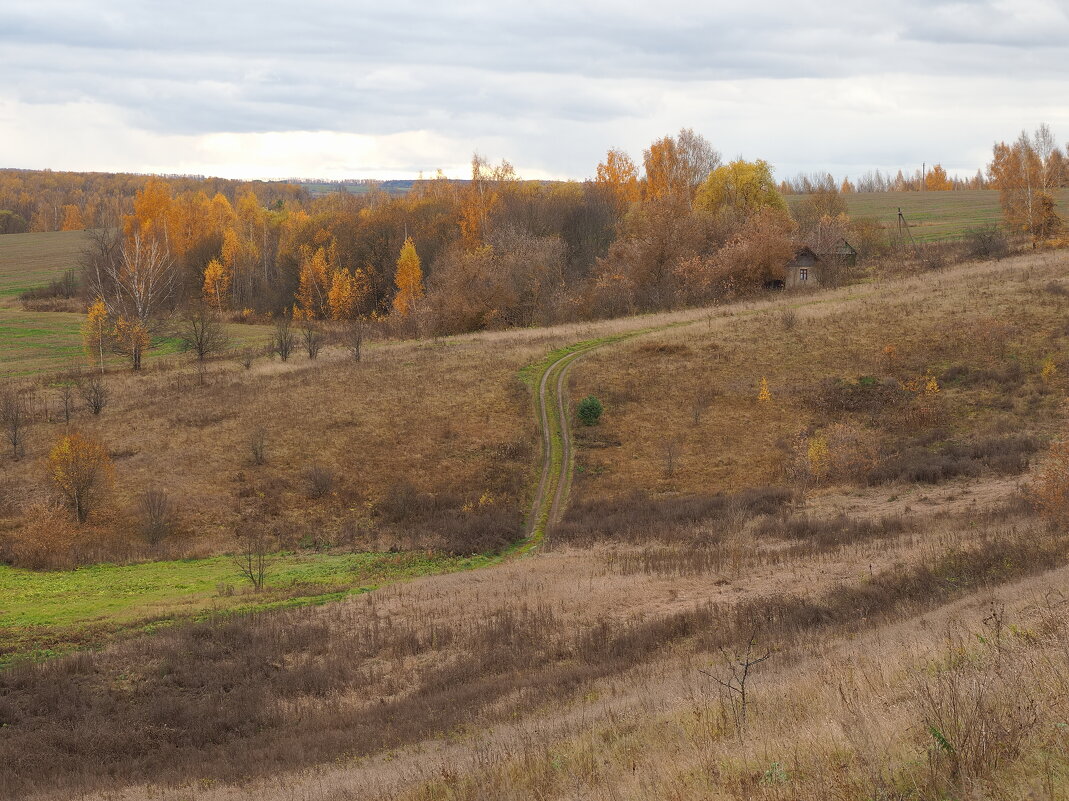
[80, 375, 108, 416]
[303, 462, 335, 499]
[248, 427, 267, 466]
[964, 225, 1009, 261]
[556, 487, 793, 546]
[136, 489, 175, 545]
[273, 317, 294, 362]
[577, 395, 603, 426]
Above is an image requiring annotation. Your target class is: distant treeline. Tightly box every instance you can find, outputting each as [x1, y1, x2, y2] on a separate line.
[0, 168, 307, 235]
[73, 130, 890, 354]
[7, 124, 1067, 352]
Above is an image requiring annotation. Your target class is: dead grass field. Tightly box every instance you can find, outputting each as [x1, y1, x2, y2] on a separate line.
[5, 484, 1065, 801]
[569, 249, 1069, 509]
[3, 251, 1069, 800]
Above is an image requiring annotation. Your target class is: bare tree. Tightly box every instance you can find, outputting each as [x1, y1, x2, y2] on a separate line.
[235, 348, 256, 370]
[341, 318, 364, 362]
[676, 127, 722, 194]
[273, 316, 294, 362]
[137, 488, 175, 545]
[55, 381, 76, 424]
[662, 436, 681, 478]
[690, 386, 717, 426]
[81, 375, 109, 416]
[699, 630, 771, 734]
[299, 319, 325, 360]
[303, 462, 335, 498]
[86, 234, 178, 370]
[179, 304, 229, 362]
[248, 426, 267, 465]
[233, 524, 273, 590]
[0, 387, 28, 460]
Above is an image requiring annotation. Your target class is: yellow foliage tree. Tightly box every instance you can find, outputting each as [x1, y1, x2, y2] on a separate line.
[60, 204, 85, 231]
[392, 237, 424, 317]
[113, 316, 151, 371]
[328, 267, 369, 321]
[1042, 357, 1057, 383]
[202, 258, 231, 311]
[48, 431, 113, 523]
[124, 177, 173, 244]
[924, 164, 953, 191]
[82, 297, 109, 373]
[296, 246, 331, 319]
[807, 435, 830, 478]
[595, 148, 641, 207]
[695, 160, 787, 219]
[758, 377, 772, 403]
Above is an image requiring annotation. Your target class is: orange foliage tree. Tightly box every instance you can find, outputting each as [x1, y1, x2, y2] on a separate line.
[595, 148, 641, 208]
[328, 267, 369, 320]
[296, 245, 331, 319]
[643, 128, 720, 204]
[989, 129, 1063, 243]
[924, 164, 953, 191]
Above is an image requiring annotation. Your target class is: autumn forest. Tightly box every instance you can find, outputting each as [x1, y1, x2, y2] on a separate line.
[0, 125, 1063, 368]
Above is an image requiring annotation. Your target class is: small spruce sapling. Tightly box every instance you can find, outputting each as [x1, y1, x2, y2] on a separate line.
[577, 395, 603, 426]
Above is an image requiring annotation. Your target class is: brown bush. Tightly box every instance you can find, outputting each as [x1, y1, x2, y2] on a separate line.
[869, 434, 1042, 485]
[555, 487, 793, 546]
[754, 513, 909, 551]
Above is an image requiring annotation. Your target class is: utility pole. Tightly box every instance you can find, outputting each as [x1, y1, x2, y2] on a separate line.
[896, 207, 916, 252]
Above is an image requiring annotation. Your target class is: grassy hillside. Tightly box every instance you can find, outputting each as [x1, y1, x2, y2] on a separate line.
[3, 250, 1069, 800]
[787, 187, 1069, 242]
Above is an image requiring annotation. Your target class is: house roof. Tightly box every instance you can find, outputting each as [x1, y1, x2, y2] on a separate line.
[789, 246, 820, 264]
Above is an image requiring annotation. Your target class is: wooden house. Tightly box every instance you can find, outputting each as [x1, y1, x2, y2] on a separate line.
[784, 246, 820, 288]
[822, 238, 857, 268]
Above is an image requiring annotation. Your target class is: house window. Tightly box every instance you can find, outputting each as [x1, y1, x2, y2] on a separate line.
[799, 268, 808, 281]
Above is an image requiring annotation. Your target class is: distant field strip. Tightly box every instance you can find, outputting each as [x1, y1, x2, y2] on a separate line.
[789, 188, 1069, 242]
[0, 230, 271, 376]
[0, 229, 89, 296]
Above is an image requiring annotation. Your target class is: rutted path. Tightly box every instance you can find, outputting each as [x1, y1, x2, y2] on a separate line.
[522, 344, 598, 548]
[520, 327, 682, 551]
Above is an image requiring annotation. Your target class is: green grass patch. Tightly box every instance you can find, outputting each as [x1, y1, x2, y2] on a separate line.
[787, 188, 1069, 243]
[0, 549, 497, 666]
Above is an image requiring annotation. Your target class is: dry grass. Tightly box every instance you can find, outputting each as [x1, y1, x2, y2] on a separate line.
[0, 300, 738, 564]
[569, 249, 1069, 506]
[7, 493, 1065, 801]
[4, 251, 1069, 800]
[0, 339, 535, 560]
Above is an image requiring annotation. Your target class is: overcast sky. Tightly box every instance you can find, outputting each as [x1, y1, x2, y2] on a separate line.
[2, 0, 1067, 183]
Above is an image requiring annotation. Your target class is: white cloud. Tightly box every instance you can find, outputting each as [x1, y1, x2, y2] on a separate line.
[1, 1, 1067, 180]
